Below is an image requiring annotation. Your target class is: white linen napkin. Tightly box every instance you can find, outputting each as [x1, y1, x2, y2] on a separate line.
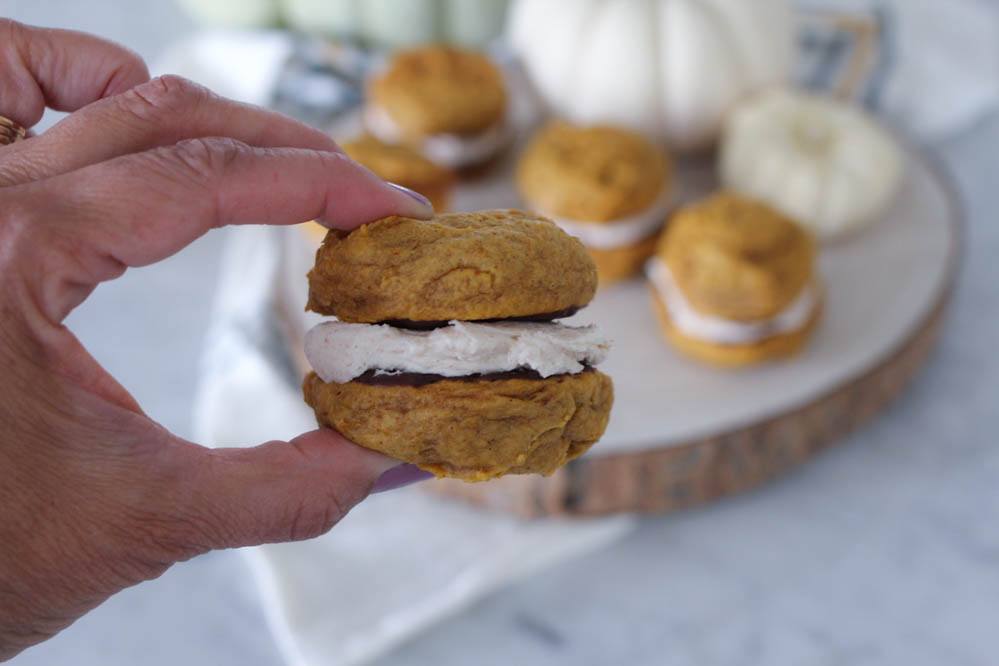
[800, 0, 999, 138]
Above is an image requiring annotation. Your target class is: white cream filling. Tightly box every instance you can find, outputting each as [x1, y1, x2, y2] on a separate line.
[646, 257, 818, 346]
[305, 320, 610, 384]
[539, 187, 673, 250]
[364, 104, 509, 169]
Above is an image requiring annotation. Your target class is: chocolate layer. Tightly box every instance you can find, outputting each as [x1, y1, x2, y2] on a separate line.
[379, 306, 582, 331]
[354, 366, 593, 387]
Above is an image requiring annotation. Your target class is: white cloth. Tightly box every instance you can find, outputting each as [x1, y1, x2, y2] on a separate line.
[800, 0, 999, 139]
[245, 495, 629, 666]
[882, 0, 999, 138]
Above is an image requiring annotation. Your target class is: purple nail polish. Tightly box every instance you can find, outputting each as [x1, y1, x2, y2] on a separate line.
[387, 182, 434, 212]
[372, 464, 435, 493]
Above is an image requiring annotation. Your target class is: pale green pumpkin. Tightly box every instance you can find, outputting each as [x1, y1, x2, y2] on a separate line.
[280, 0, 510, 48]
[177, 0, 509, 49]
[176, 0, 281, 28]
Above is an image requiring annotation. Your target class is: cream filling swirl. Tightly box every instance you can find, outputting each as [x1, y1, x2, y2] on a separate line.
[646, 257, 818, 345]
[305, 320, 610, 384]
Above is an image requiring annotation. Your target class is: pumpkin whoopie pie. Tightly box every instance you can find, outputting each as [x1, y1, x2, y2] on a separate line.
[517, 122, 673, 285]
[647, 193, 822, 367]
[303, 210, 614, 481]
[365, 45, 509, 170]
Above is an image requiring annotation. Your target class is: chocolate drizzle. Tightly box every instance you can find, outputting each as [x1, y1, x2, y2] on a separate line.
[378, 306, 582, 331]
[354, 365, 594, 387]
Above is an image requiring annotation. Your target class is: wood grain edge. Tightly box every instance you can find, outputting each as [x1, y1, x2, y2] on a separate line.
[428, 154, 964, 518]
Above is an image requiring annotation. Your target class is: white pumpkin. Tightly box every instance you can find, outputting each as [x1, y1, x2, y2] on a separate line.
[281, 0, 510, 49]
[720, 89, 903, 241]
[507, 0, 794, 151]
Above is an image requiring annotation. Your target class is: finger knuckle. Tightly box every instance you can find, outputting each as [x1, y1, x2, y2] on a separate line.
[287, 491, 346, 542]
[122, 509, 224, 564]
[0, 192, 40, 271]
[315, 149, 352, 171]
[0, 190, 81, 323]
[0, 191, 29, 236]
[120, 74, 213, 121]
[161, 136, 248, 186]
[0, 18, 25, 41]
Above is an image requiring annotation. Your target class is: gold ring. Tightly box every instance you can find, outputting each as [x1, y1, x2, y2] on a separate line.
[0, 116, 27, 145]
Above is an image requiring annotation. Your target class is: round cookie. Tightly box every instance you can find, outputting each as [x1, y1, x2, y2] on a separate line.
[517, 122, 672, 284]
[368, 45, 506, 139]
[650, 285, 823, 367]
[518, 123, 670, 221]
[307, 210, 598, 324]
[303, 369, 614, 481]
[648, 192, 821, 367]
[662, 192, 815, 321]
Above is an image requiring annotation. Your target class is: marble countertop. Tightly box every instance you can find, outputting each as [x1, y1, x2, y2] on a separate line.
[4, 2, 999, 665]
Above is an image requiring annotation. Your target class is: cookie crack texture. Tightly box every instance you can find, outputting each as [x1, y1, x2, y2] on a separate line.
[424, 265, 497, 299]
[307, 211, 597, 322]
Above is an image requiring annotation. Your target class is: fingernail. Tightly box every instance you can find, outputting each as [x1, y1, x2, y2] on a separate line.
[387, 182, 434, 217]
[372, 464, 435, 493]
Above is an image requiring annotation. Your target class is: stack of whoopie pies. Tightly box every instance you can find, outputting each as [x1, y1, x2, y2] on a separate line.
[302, 210, 614, 481]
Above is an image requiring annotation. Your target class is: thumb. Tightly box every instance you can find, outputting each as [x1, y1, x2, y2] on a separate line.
[165, 430, 404, 552]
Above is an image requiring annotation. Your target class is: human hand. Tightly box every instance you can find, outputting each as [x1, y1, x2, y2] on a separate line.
[0, 20, 433, 659]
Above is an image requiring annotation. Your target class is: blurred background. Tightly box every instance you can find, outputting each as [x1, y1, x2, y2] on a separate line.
[3, 1, 999, 665]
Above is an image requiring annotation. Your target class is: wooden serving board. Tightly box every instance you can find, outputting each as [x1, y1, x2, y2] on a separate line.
[421, 145, 961, 517]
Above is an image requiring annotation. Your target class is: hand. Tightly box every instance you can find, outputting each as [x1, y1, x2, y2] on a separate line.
[0, 20, 434, 659]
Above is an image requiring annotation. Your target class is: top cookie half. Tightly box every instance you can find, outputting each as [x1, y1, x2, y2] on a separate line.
[307, 210, 598, 324]
[658, 193, 816, 321]
[369, 46, 507, 139]
[517, 122, 671, 222]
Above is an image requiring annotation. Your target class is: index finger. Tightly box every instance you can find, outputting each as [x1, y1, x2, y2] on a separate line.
[15, 137, 434, 323]
[0, 76, 344, 188]
[0, 19, 149, 128]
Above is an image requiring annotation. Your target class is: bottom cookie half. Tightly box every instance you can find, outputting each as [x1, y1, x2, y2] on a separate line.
[590, 231, 661, 286]
[303, 370, 614, 482]
[650, 286, 823, 367]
